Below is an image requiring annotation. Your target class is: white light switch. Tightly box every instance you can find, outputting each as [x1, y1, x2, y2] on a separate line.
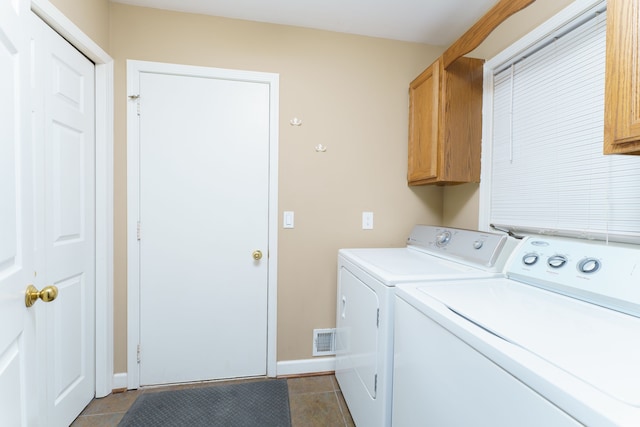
[283, 211, 294, 228]
[362, 212, 373, 230]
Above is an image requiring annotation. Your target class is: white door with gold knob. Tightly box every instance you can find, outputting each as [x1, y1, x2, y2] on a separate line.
[31, 14, 96, 427]
[0, 1, 37, 425]
[130, 61, 274, 386]
[1, 6, 96, 427]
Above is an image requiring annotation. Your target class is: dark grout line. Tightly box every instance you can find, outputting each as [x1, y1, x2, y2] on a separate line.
[333, 391, 348, 427]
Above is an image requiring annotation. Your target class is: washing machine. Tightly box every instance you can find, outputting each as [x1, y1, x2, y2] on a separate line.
[393, 235, 640, 426]
[335, 225, 518, 427]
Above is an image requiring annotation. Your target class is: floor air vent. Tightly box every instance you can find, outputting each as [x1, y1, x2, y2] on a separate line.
[312, 328, 336, 356]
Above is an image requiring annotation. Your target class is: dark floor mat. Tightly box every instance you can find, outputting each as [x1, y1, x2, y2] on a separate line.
[118, 379, 291, 427]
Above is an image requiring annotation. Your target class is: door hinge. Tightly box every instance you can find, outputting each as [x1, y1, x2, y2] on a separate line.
[376, 308, 380, 328]
[137, 221, 141, 241]
[137, 344, 141, 363]
[129, 94, 140, 116]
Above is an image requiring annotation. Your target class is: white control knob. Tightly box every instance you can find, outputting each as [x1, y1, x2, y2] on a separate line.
[473, 240, 484, 250]
[435, 231, 452, 247]
[547, 255, 568, 269]
[522, 253, 539, 266]
[578, 258, 601, 274]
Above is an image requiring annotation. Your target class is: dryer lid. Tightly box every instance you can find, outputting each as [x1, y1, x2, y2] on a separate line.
[339, 248, 493, 285]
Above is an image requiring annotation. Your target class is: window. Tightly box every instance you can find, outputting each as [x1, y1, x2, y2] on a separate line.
[480, 0, 640, 243]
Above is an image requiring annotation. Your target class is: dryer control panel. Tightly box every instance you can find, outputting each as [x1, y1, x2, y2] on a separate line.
[407, 225, 517, 271]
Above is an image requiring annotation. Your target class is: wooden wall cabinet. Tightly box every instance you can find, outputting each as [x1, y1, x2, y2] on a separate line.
[408, 57, 484, 185]
[604, 0, 640, 154]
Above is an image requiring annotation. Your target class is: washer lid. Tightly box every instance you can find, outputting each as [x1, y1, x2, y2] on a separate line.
[416, 280, 640, 407]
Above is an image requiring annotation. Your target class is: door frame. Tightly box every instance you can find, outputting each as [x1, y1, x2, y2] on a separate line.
[31, 0, 114, 398]
[126, 60, 279, 389]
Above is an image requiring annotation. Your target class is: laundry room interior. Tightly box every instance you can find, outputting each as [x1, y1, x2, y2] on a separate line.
[107, 0, 572, 379]
[4, 0, 640, 425]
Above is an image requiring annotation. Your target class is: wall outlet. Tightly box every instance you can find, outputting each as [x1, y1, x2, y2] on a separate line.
[362, 212, 373, 230]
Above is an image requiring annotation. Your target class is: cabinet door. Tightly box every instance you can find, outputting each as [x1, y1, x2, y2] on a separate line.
[604, 0, 640, 154]
[408, 61, 440, 184]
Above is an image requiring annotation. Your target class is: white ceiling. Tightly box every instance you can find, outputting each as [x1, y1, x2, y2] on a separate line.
[110, 0, 501, 45]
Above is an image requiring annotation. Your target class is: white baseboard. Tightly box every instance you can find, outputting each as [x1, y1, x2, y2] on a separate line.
[112, 372, 128, 391]
[276, 357, 335, 377]
[111, 358, 335, 391]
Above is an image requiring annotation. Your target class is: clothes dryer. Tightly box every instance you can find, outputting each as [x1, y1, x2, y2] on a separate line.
[335, 225, 517, 427]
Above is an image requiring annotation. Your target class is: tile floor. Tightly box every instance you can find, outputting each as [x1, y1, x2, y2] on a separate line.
[70, 374, 355, 427]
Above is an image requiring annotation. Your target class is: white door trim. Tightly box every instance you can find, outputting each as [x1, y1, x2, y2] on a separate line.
[126, 60, 279, 389]
[30, 0, 114, 398]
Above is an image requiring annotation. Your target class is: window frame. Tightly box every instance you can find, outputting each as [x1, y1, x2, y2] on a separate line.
[479, 0, 616, 237]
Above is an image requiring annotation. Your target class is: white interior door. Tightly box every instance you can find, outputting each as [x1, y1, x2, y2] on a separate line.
[133, 65, 272, 386]
[31, 14, 96, 427]
[0, 1, 36, 425]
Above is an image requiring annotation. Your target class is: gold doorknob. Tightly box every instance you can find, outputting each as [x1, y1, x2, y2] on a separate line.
[253, 250, 263, 260]
[25, 285, 59, 308]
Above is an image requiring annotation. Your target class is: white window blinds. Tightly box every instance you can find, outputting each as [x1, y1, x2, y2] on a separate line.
[486, 4, 640, 243]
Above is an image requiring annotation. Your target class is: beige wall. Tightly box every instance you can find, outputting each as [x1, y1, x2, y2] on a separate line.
[441, 0, 575, 229]
[49, 0, 110, 51]
[109, 3, 445, 371]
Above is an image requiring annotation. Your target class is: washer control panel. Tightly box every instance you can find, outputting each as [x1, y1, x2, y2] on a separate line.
[508, 236, 640, 317]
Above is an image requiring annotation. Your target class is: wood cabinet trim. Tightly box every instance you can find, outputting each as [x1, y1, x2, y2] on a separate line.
[442, 0, 536, 69]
